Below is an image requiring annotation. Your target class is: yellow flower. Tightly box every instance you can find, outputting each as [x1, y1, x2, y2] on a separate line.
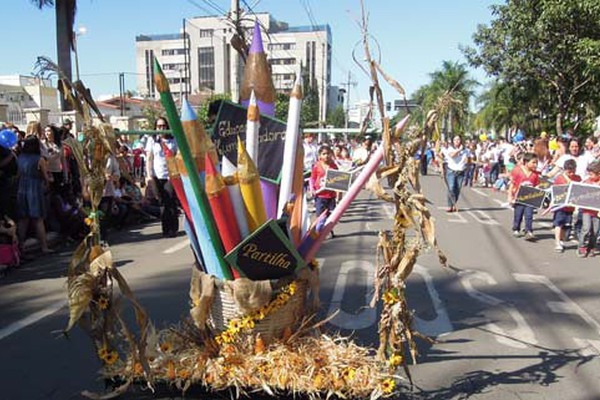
[133, 362, 144, 375]
[252, 310, 266, 320]
[178, 368, 191, 380]
[104, 350, 119, 365]
[380, 378, 395, 394]
[97, 346, 109, 360]
[389, 353, 404, 368]
[228, 319, 242, 333]
[382, 290, 399, 305]
[287, 283, 297, 296]
[242, 316, 255, 329]
[160, 341, 173, 353]
[342, 367, 356, 382]
[278, 293, 291, 303]
[98, 295, 109, 310]
[84, 217, 93, 226]
[313, 374, 324, 388]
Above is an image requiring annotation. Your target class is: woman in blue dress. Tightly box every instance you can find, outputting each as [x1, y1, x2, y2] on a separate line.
[17, 136, 53, 255]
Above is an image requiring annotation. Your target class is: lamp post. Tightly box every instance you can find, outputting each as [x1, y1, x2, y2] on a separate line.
[73, 26, 87, 82]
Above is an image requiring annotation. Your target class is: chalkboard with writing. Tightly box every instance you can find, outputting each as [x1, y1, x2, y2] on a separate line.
[324, 169, 353, 192]
[566, 182, 600, 212]
[211, 101, 286, 183]
[224, 219, 305, 281]
[550, 184, 569, 207]
[515, 185, 547, 208]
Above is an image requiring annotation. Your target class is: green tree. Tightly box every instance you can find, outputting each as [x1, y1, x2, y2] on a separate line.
[326, 105, 345, 128]
[31, 0, 78, 111]
[275, 92, 289, 121]
[463, 0, 600, 135]
[412, 61, 478, 136]
[197, 93, 231, 128]
[301, 70, 320, 128]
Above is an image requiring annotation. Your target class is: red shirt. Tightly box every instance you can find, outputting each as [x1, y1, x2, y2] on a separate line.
[554, 172, 581, 213]
[310, 160, 337, 199]
[510, 165, 540, 197]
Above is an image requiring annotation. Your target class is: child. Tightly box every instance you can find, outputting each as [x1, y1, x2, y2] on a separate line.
[508, 152, 540, 240]
[552, 159, 581, 252]
[577, 161, 600, 257]
[309, 145, 338, 237]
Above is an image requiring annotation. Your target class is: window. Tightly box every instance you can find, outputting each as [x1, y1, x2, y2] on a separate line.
[161, 48, 186, 56]
[269, 58, 296, 65]
[268, 43, 296, 51]
[199, 29, 213, 38]
[198, 46, 215, 90]
[145, 49, 155, 97]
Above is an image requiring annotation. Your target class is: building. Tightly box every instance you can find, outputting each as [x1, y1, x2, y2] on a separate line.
[0, 75, 59, 126]
[135, 12, 333, 121]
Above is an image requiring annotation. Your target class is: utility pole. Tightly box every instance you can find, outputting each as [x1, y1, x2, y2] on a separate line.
[230, 0, 240, 102]
[119, 72, 125, 116]
[319, 43, 326, 128]
[339, 71, 357, 129]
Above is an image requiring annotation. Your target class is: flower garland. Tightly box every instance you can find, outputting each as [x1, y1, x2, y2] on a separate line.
[215, 281, 298, 345]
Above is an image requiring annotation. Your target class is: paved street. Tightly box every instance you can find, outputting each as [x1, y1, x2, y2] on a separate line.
[1, 172, 600, 399]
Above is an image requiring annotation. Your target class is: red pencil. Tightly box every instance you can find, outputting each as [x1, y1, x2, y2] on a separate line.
[204, 153, 242, 279]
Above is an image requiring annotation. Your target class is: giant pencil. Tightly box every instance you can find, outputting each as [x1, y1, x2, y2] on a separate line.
[205, 153, 242, 279]
[301, 116, 410, 262]
[240, 21, 279, 219]
[277, 68, 303, 218]
[245, 90, 260, 162]
[153, 58, 231, 280]
[289, 135, 306, 245]
[237, 136, 267, 232]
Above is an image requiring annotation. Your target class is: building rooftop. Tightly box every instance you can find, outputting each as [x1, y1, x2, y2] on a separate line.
[136, 33, 187, 42]
[281, 24, 330, 34]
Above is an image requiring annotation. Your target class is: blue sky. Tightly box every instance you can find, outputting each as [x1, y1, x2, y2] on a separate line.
[3, 0, 500, 105]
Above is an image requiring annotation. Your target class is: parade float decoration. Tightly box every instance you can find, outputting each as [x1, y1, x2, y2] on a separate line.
[39, 3, 448, 399]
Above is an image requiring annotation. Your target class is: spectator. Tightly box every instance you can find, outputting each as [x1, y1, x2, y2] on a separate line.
[17, 136, 53, 257]
[43, 125, 66, 194]
[309, 145, 338, 237]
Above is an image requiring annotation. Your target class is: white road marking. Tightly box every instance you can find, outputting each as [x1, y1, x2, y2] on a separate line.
[537, 221, 554, 229]
[412, 264, 453, 337]
[436, 207, 468, 223]
[471, 188, 489, 197]
[573, 338, 600, 357]
[513, 273, 600, 335]
[163, 239, 190, 254]
[0, 300, 66, 341]
[459, 270, 537, 349]
[466, 210, 500, 226]
[328, 260, 377, 330]
[492, 198, 511, 208]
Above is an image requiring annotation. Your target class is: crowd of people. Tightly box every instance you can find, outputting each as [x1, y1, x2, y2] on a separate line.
[437, 130, 600, 257]
[0, 117, 181, 272]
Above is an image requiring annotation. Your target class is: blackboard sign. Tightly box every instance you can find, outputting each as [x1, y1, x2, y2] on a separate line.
[224, 219, 305, 281]
[211, 101, 286, 183]
[550, 184, 569, 207]
[538, 177, 552, 190]
[566, 182, 600, 212]
[515, 185, 547, 208]
[323, 169, 353, 192]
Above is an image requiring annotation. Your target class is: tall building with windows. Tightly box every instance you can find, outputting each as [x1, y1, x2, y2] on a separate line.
[135, 12, 332, 119]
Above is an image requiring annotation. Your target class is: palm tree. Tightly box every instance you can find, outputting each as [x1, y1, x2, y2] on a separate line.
[427, 60, 478, 136]
[31, 0, 77, 111]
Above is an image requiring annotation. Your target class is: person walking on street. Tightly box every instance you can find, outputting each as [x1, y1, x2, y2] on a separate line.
[145, 117, 179, 237]
[442, 135, 469, 212]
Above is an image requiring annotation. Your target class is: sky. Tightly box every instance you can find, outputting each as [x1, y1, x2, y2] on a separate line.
[2, 0, 501, 106]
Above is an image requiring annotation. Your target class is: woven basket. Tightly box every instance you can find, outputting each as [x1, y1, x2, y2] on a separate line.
[209, 280, 307, 342]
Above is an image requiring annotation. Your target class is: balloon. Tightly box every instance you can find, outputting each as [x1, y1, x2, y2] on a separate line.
[0, 129, 18, 149]
[77, 133, 85, 142]
[479, 133, 488, 142]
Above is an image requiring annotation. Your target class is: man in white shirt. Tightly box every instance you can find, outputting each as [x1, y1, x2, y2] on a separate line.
[442, 135, 470, 212]
[303, 133, 318, 172]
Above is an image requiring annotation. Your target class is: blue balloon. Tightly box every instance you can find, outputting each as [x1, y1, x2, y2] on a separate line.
[0, 129, 17, 149]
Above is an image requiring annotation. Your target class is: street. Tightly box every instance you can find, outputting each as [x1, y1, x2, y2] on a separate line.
[1, 172, 600, 399]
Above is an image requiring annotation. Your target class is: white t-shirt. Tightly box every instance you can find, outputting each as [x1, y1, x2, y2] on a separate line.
[576, 152, 595, 180]
[303, 141, 318, 171]
[145, 136, 177, 180]
[443, 146, 469, 172]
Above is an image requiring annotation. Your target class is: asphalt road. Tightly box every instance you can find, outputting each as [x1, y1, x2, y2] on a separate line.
[1, 172, 600, 399]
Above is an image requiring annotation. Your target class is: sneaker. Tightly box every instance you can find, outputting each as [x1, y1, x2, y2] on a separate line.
[524, 231, 535, 241]
[577, 247, 588, 258]
[554, 243, 564, 253]
[513, 230, 523, 238]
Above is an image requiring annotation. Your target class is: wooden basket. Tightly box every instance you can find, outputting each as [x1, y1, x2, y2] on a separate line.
[209, 280, 307, 341]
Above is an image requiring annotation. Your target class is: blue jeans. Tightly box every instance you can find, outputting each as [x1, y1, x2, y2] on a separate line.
[446, 169, 465, 207]
[490, 162, 501, 185]
[513, 204, 534, 233]
[464, 164, 475, 186]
